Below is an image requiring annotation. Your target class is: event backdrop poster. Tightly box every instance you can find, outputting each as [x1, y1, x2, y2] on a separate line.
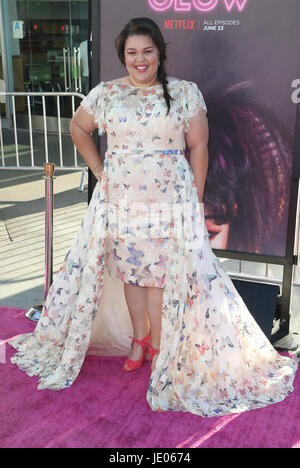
[98, 0, 300, 258]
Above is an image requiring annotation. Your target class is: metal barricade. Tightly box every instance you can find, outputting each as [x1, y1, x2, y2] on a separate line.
[0, 91, 88, 190]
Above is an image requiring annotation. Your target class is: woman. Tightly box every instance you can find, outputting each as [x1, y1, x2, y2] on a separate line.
[200, 81, 293, 255]
[9, 18, 297, 418]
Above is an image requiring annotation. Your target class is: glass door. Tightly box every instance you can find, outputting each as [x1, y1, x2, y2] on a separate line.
[6, 0, 89, 120]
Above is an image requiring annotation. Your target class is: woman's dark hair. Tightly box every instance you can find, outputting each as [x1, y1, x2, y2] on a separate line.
[115, 17, 174, 115]
[204, 81, 292, 254]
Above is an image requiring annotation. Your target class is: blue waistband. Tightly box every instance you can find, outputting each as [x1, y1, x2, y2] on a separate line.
[154, 149, 185, 155]
[107, 148, 185, 155]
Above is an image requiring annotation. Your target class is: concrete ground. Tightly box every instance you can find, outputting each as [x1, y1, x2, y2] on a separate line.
[0, 167, 87, 308]
[0, 128, 299, 350]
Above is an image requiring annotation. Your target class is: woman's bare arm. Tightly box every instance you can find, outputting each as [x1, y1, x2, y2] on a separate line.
[70, 107, 104, 182]
[185, 110, 209, 203]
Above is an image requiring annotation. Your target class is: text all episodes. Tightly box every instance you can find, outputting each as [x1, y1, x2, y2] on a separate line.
[164, 19, 240, 30]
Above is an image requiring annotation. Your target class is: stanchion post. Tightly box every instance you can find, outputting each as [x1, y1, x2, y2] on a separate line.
[25, 163, 56, 321]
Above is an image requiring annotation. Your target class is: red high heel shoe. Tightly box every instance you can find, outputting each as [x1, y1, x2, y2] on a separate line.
[122, 333, 151, 372]
[148, 343, 160, 374]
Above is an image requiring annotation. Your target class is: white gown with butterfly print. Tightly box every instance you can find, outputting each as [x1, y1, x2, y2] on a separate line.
[9, 78, 298, 417]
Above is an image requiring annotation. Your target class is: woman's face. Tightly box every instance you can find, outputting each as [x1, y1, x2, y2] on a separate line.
[124, 34, 160, 87]
[204, 207, 230, 249]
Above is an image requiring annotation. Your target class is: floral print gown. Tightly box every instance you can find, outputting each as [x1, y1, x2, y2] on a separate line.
[9, 78, 298, 417]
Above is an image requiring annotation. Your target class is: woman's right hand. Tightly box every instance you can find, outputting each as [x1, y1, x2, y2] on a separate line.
[91, 163, 103, 183]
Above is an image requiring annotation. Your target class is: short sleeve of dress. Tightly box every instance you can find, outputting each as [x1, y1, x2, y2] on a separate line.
[80, 81, 107, 135]
[183, 81, 207, 134]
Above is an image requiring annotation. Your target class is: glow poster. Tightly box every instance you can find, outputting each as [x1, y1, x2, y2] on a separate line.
[99, 0, 300, 258]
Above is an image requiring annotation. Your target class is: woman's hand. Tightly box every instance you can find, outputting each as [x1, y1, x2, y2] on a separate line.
[91, 163, 103, 183]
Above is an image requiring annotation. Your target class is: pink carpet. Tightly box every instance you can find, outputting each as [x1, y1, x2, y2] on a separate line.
[0, 306, 299, 448]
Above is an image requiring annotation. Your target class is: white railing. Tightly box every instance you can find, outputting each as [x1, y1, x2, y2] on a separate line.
[221, 258, 298, 286]
[0, 91, 88, 190]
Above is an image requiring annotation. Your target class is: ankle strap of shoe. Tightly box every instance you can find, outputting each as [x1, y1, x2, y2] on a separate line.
[148, 343, 160, 360]
[129, 335, 150, 347]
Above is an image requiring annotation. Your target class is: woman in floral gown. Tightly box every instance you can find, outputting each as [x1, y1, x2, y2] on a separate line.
[9, 18, 297, 418]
